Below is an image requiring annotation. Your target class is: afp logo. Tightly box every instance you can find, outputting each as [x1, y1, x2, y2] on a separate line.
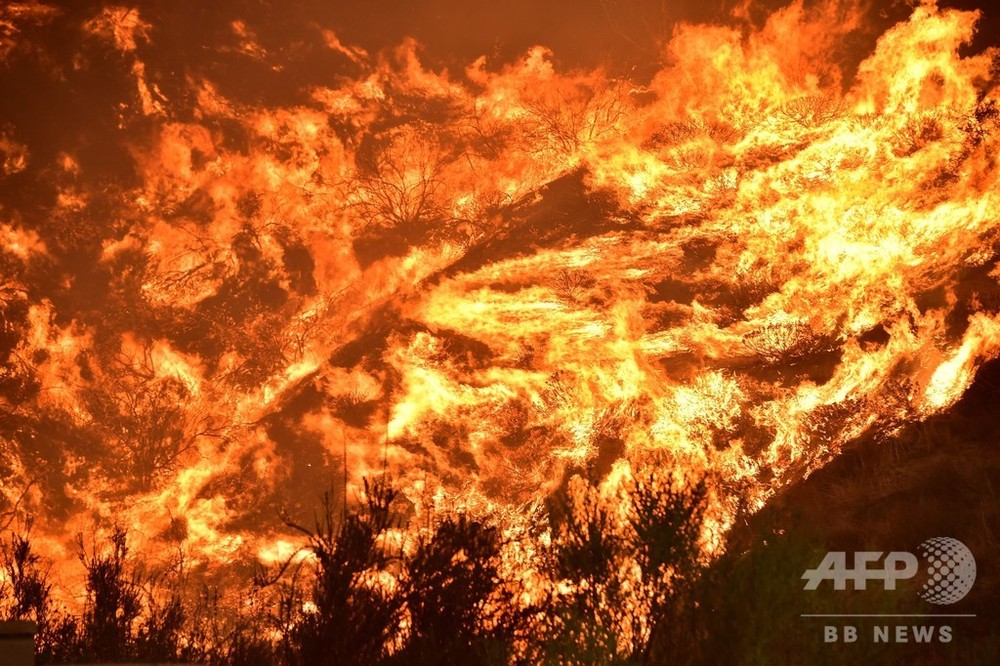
[802, 537, 976, 605]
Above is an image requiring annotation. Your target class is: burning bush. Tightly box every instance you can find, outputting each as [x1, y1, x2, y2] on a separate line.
[741, 321, 822, 361]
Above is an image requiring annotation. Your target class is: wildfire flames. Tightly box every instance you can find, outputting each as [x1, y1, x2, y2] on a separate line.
[1, 0, 999, 642]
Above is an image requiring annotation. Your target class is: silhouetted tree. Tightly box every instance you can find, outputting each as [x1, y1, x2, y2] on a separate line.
[183, 584, 277, 666]
[1, 524, 81, 663]
[536, 476, 626, 663]
[82, 345, 217, 490]
[1, 469, 714, 665]
[1, 527, 51, 622]
[77, 527, 142, 662]
[627, 472, 708, 663]
[132, 587, 186, 663]
[279, 477, 403, 666]
[532, 470, 709, 664]
[395, 514, 513, 665]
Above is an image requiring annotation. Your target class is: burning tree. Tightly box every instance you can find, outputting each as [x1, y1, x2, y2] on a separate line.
[81, 345, 216, 491]
[348, 128, 454, 233]
[522, 77, 629, 155]
[396, 514, 515, 664]
[273, 476, 518, 665]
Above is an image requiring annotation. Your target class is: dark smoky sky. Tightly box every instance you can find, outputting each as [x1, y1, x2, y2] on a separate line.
[131, 0, 1000, 106]
[264, 0, 999, 66]
[0, 0, 996, 213]
[251, 0, 999, 71]
[4, 2, 997, 114]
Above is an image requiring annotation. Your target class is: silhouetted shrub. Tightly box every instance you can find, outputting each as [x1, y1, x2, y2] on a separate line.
[278, 478, 403, 666]
[2, 470, 713, 665]
[395, 514, 513, 665]
[77, 527, 143, 662]
[531, 471, 709, 664]
[1, 524, 81, 663]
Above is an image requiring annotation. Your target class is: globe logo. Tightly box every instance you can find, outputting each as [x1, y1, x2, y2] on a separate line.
[918, 537, 976, 605]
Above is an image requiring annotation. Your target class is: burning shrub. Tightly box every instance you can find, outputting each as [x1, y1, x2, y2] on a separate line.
[742, 321, 821, 361]
[495, 399, 530, 444]
[960, 98, 998, 147]
[551, 267, 595, 302]
[82, 354, 205, 491]
[331, 389, 379, 429]
[349, 127, 453, 232]
[890, 113, 945, 157]
[778, 95, 846, 129]
[522, 78, 629, 154]
[800, 399, 863, 448]
[643, 121, 704, 149]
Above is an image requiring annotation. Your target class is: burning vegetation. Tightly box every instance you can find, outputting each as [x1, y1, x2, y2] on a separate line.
[1, 0, 1000, 662]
